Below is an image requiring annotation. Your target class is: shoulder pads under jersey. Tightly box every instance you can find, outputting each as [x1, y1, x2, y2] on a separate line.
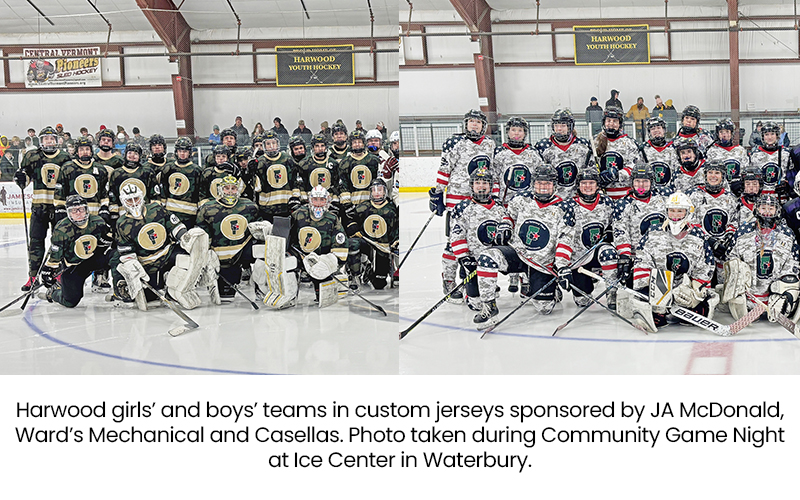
[533, 138, 550, 153]
[441, 135, 466, 153]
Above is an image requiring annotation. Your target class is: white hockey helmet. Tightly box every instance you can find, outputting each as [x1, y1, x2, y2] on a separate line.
[389, 131, 400, 143]
[665, 192, 694, 235]
[120, 183, 146, 218]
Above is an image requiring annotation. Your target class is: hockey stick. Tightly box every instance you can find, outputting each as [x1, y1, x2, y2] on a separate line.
[397, 212, 435, 272]
[217, 274, 259, 310]
[20, 185, 29, 249]
[400, 269, 477, 340]
[330, 274, 387, 316]
[139, 280, 199, 336]
[18, 247, 53, 312]
[552, 280, 625, 336]
[745, 291, 798, 337]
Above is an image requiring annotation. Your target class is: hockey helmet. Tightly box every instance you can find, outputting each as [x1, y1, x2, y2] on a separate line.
[463, 109, 487, 140]
[754, 194, 780, 228]
[665, 192, 695, 235]
[504, 116, 529, 148]
[703, 160, 725, 194]
[123, 143, 143, 167]
[38, 126, 59, 154]
[551, 108, 575, 143]
[65, 194, 89, 227]
[369, 178, 388, 204]
[220, 128, 237, 146]
[603, 106, 624, 138]
[760, 121, 781, 150]
[74, 136, 94, 162]
[331, 123, 348, 146]
[630, 164, 654, 199]
[174, 136, 193, 152]
[349, 129, 367, 154]
[673, 137, 699, 168]
[213, 144, 231, 162]
[469, 166, 493, 203]
[96, 129, 116, 152]
[365, 129, 383, 153]
[576, 168, 601, 203]
[533, 164, 557, 202]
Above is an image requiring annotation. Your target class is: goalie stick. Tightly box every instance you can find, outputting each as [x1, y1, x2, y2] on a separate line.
[397, 212, 435, 272]
[139, 280, 200, 337]
[745, 291, 798, 337]
[330, 274, 387, 316]
[400, 269, 477, 340]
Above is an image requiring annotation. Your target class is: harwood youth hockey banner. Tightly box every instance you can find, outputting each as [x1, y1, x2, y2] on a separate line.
[23, 47, 102, 88]
[275, 45, 355, 87]
[573, 25, 650, 65]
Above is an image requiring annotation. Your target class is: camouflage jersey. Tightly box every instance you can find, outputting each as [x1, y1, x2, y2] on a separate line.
[297, 154, 341, 204]
[436, 134, 495, 208]
[93, 152, 123, 179]
[55, 159, 110, 216]
[566, 194, 615, 254]
[196, 197, 260, 266]
[255, 152, 301, 218]
[146, 157, 169, 181]
[449, 197, 512, 260]
[534, 136, 594, 201]
[338, 151, 381, 207]
[749, 146, 790, 193]
[18, 148, 72, 207]
[705, 144, 749, 191]
[46, 215, 112, 269]
[199, 164, 234, 206]
[686, 186, 738, 241]
[204, 147, 237, 169]
[675, 130, 714, 154]
[734, 196, 756, 228]
[612, 193, 668, 258]
[506, 192, 576, 268]
[291, 205, 348, 264]
[160, 160, 204, 225]
[347, 199, 400, 255]
[727, 220, 800, 301]
[633, 226, 715, 290]
[493, 144, 542, 206]
[672, 159, 706, 193]
[641, 140, 679, 195]
[108, 164, 160, 217]
[116, 202, 186, 273]
[328, 145, 349, 163]
[594, 133, 642, 200]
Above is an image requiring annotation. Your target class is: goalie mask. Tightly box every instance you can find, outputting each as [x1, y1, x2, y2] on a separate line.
[505, 116, 529, 148]
[665, 192, 694, 236]
[217, 174, 241, 207]
[369, 178, 388, 205]
[120, 183, 146, 219]
[365, 129, 382, 153]
[65, 195, 89, 228]
[754, 194, 780, 229]
[39, 126, 59, 154]
[309, 185, 331, 220]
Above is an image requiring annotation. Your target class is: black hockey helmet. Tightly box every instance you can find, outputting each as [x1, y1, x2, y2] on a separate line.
[504, 116, 528, 148]
[174, 136, 193, 151]
[603, 106, 624, 138]
[551, 108, 575, 142]
[760, 121, 781, 150]
[533, 164, 557, 202]
[630, 164, 654, 199]
[331, 122, 348, 137]
[148, 133, 166, 149]
[65, 194, 89, 226]
[576, 168, 601, 203]
[311, 134, 327, 147]
[38, 126, 59, 154]
[742, 167, 764, 202]
[703, 160, 725, 194]
[715, 118, 736, 146]
[646, 116, 668, 146]
[754, 194, 780, 228]
[469, 165, 493, 203]
[97, 128, 116, 142]
[123, 142, 143, 167]
[680, 105, 701, 134]
[369, 178, 388, 204]
[463, 109, 487, 140]
[289, 135, 306, 150]
[213, 144, 231, 160]
[674, 137, 699, 168]
[74, 136, 94, 161]
[220, 127, 237, 141]
[233, 146, 252, 164]
[349, 129, 367, 154]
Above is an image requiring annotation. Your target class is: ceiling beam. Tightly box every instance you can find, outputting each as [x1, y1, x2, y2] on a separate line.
[136, 0, 195, 137]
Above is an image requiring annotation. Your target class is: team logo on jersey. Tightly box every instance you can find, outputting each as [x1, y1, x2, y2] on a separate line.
[477, 220, 500, 246]
[120, 178, 147, 200]
[351, 166, 372, 190]
[310, 167, 332, 189]
[665, 251, 690, 276]
[761, 162, 781, 185]
[298, 226, 322, 253]
[169, 172, 191, 196]
[724, 159, 741, 181]
[504, 164, 531, 191]
[556, 161, 578, 187]
[581, 222, 605, 248]
[650, 161, 671, 186]
[518, 220, 550, 250]
[703, 208, 728, 236]
[600, 152, 624, 182]
[467, 155, 491, 176]
[74, 234, 98, 260]
[757, 250, 774, 279]
[364, 214, 387, 238]
[221, 214, 249, 241]
[74, 174, 99, 199]
[41, 163, 61, 189]
[639, 213, 666, 235]
[137, 222, 167, 251]
[267, 164, 289, 189]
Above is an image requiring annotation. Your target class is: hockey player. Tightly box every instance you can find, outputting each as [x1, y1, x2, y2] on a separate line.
[93, 129, 123, 175]
[672, 137, 705, 193]
[54, 137, 110, 224]
[749, 121, 791, 196]
[328, 123, 349, 162]
[566, 168, 619, 308]
[430, 109, 496, 300]
[535, 109, 594, 200]
[196, 173, 261, 300]
[145, 134, 169, 179]
[474, 165, 577, 325]
[110, 184, 212, 310]
[448, 168, 513, 310]
[382, 131, 401, 204]
[40, 195, 113, 307]
[288, 135, 308, 164]
[593, 106, 642, 200]
[297, 134, 340, 208]
[676, 105, 713, 153]
[199, 146, 236, 205]
[622, 192, 717, 332]
[338, 129, 381, 219]
[641, 116, 678, 195]
[706, 118, 749, 194]
[366, 129, 397, 205]
[14, 126, 72, 290]
[205, 128, 238, 169]
[231, 146, 259, 202]
[346, 179, 399, 290]
[108, 143, 160, 225]
[612, 165, 668, 287]
[161, 137, 204, 227]
[722, 194, 800, 322]
[496, 116, 542, 205]
[735, 167, 763, 228]
[255, 130, 301, 221]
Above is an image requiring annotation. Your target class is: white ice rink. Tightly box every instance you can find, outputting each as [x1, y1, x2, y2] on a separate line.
[0, 220, 397, 375]
[399, 192, 800, 375]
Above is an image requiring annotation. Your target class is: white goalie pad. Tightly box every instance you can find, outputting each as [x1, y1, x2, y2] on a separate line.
[166, 252, 205, 310]
[618, 289, 658, 333]
[729, 295, 749, 321]
[318, 279, 339, 308]
[117, 257, 148, 311]
[722, 259, 751, 304]
[261, 235, 298, 309]
[180, 227, 209, 254]
[706, 288, 720, 321]
[768, 277, 800, 323]
[198, 250, 221, 305]
[303, 252, 340, 281]
[248, 221, 273, 241]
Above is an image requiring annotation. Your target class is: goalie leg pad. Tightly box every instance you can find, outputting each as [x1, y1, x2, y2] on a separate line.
[117, 259, 148, 311]
[648, 269, 673, 310]
[179, 227, 209, 254]
[729, 295, 749, 321]
[166, 253, 204, 310]
[262, 235, 298, 309]
[706, 289, 720, 321]
[318, 279, 339, 308]
[722, 259, 752, 304]
[768, 276, 800, 322]
[619, 289, 658, 333]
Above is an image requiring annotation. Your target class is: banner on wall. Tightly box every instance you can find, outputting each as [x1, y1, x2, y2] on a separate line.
[275, 45, 355, 87]
[0, 182, 32, 215]
[23, 47, 102, 88]
[573, 25, 650, 65]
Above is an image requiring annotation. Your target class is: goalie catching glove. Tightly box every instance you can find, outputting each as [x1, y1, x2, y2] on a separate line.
[673, 279, 707, 308]
[303, 252, 340, 281]
[767, 276, 800, 323]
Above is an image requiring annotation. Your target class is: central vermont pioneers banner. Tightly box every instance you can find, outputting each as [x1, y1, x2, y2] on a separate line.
[23, 47, 102, 88]
[275, 45, 355, 87]
[573, 25, 650, 65]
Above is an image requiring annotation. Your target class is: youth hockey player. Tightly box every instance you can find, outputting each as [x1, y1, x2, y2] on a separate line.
[161, 137, 204, 227]
[205, 128, 238, 169]
[676, 105, 713, 153]
[93, 129, 123, 175]
[672, 137, 705, 193]
[54, 137, 110, 225]
[338, 129, 381, 219]
[497, 116, 542, 205]
[346, 179, 399, 290]
[534, 109, 594, 200]
[640, 116, 678, 195]
[328, 123, 349, 161]
[289, 135, 308, 164]
[108, 143, 160, 225]
[382, 131, 401, 204]
[255, 130, 301, 221]
[199, 146, 236, 205]
[735, 167, 763, 228]
[40, 196, 113, 307]
[14, 126, 72, 290]
[145, 134, 169, 179]
[297, 134, 340, 208]
[749, 121, 791, 196]
[593, 106, 642, 200]
[705, 118, 749, 194]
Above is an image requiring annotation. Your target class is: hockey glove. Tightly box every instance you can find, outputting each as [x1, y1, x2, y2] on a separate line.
[767, 277, 800, 322]
[494, 222, 512, 246]
[673, 280, 706, 308]
[458, 255, 478, 272]
[14, 169, 27, 189]
[556, 266, 573, 292]
[41, 266, 57, 288]
[248, 220, 273, 240]
[344, 204, 357, 222]
[54, 205, 67, 223]
[288, 197, 302, 213]
[617, 254, 633, 282]
[98, 206, 111, 225]
[712, 233, 733, 260]
[728, 178, 744, 197]
[303, 252, 340, 281]
[383, 156, 399, 175]
[428, 188, 445, 216]
[776, 180, 792, 200]
[598, 166, 618, 187]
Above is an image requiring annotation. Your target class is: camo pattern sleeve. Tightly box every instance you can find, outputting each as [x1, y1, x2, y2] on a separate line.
[196, 197, 260, 265]
[115, 202, 180, 273]
[21, 149, 71, 207]
[47, 215, 111, 268]
[55, 159, 110, 215]
[291, 206, 349, 262]
[350, 199, 399, 254]
[728, 220, 800, 300]
[338, 151, 381, 208]
[437, 135, 495, 208]
[450, 197, 512, 260]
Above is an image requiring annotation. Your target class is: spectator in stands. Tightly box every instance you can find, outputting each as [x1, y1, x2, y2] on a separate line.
[209, 125, 221, 145]
[626, 97, 650, 142]
[354, 120, 365, 133]
[79, 127, 94, 144]
[251, 122, 265, 143]
[27, 128, 39, 147]
[376, 121, 388, 141]
[738, 127, 746, 146]
[664, 99, 675, 110]
[232, 116, 251, 146]
[606, 89, 622, 110]
[585, 97, 603, 136]
[0, 136, 8, 157]
[271, 117, 289, 149]
[116, 125, 129, 143]
[55, 123, 66, 138]
[749, 121, 763, 150]
[320, 121, 332, 145]
[293, 120, 313, 144]
[131, 127, 148, 149]
[24, 136, 34, 151]
[0, 151, 15, 180]
[652, 95, 666, 113]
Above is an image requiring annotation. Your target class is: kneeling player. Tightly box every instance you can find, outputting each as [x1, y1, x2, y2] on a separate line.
[41, 196, 113, 307]
[346, 179, 399, 290]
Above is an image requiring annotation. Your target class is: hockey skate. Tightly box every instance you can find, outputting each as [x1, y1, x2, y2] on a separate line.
[444, 279, 463, 304]
[508, 274, 519, 293]
[473, 300, 499, 329]
[241, 265, 252, 285]
[21, 276, 38, 292]
[607, 288, 617, 311]
[92, 270, 111, 293]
